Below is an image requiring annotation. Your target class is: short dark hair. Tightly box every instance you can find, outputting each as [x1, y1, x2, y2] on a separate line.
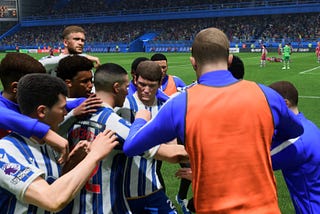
[136, 61, 162, 83]
[131, 57, 149, 74]
[268, 81, 299, 106]
[228, 55, 244, 79]
[151, 53, 167, 61]
[0, 53, 46, 90]
[56, 55, 94, 80]
[94, 63, 127, 92]
[17, 74, 68, 115]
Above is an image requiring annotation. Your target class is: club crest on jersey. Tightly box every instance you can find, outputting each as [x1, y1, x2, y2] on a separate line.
[2, 163, 20, 176]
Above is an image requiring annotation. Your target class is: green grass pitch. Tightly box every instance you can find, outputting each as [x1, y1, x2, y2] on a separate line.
[1, 51, 320, 213]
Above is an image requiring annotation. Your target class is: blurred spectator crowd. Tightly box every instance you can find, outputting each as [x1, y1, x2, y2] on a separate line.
[35, 0, 264, 16]
[0, 13, 319, 48]
[0, 0, 319, 48]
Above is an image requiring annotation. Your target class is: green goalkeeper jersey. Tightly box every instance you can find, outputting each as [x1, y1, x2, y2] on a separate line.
[283, 45, 291, 57]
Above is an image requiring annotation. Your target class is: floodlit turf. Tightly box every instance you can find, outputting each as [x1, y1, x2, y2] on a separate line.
[1, 51, 319, 213]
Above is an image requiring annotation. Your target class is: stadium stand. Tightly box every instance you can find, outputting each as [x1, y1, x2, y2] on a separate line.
[0, 0, 319, 52]
[0, 22, 17, 35]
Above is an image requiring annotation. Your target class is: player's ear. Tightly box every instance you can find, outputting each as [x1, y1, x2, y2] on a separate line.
[113, 82, 120, 94]
[36, 105, 48, 119]
[65, 79, 72, 88]
[63, 38, 68, 47]
[228, 54, 234, 67]
[10, 81, 18, 94]
[284, 99, 291, 108]
[189, 56, 197, 71]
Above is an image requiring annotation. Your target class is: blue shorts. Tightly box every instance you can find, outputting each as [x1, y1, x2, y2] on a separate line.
[127, 189, 177, 214]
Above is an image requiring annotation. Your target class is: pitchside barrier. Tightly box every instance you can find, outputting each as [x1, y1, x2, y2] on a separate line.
[0, 46, 317, 54]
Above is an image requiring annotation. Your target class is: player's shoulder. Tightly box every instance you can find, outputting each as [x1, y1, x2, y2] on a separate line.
[172, 75, 186, 87]
[171, 75, 183, 81]
[39, 54, 67, 63]
[99, 105, 128, 123]
[39, 55, 52, 61]
[0, 133, 30, 156]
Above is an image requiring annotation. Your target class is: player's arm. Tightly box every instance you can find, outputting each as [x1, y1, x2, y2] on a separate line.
[23, 130, 118, 212]
[154, 143, 189, 163]
[71, 95, 102, 118]
[142, 137, 188, 163]
[260, 85, 303, 142]
[173, 76, 187, 88]
[156, 89, 170, 102]
[271, 137, 304, 170]
[124, 97, 182, 156]
[61, 140, 90, 175]
[58, 95, 102, 136]
[42, 130, 69, 164]
[0, 106, 69, 164]
[39, 55, 66, 72]
[0, 106, 49, 139]
[84, 54, 100, 68]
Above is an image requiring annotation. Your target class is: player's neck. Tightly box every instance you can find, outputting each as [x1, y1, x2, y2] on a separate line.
[140, 97, 156, 107]
[290, 106, 299, 115]
[95, 91, 115, 109]
[198, 62, 228, 76]
[1, 91, 16, 103]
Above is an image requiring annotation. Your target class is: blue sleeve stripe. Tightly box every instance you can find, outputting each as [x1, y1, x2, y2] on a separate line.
[5, 134, 38, 168]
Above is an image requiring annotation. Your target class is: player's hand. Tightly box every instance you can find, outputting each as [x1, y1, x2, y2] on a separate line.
[69, 140, 90, 158]
[88, 129, 119, 163]
[175, 167, 192, 181]
[73, 94, 102, 118]
[135, 109, 151, 121]
[61, 140, 90, 175]
[42, 130, 69, 164]
[85, 55, 101, 68]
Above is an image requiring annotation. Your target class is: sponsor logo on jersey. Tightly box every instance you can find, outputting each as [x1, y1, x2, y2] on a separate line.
[2, 163, 20, 176]
[11, 167, 32, 185]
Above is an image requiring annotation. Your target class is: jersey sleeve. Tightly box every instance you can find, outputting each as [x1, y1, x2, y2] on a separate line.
[271, 114, 320, 170]
[0, 140, 44, 202]
[104, 111, 132, 149]
[271, 137, 304, 170]
[156, 89, 170, 102]
[173, 76, 186, 88]
[0, 106, 50, 139]
[259, 84, 303, 142]
[123, 95, 185, 156]
[66, 98, 86, 112]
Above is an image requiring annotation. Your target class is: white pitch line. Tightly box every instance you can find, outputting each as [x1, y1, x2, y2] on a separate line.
[299, 66, 320, 74]
[299, 95, 320, 99]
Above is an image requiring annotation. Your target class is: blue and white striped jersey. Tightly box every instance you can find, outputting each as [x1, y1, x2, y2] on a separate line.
[67, 103, 132, 214]
[122, 93, 164, 198]
[0, 133, 60, 214]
